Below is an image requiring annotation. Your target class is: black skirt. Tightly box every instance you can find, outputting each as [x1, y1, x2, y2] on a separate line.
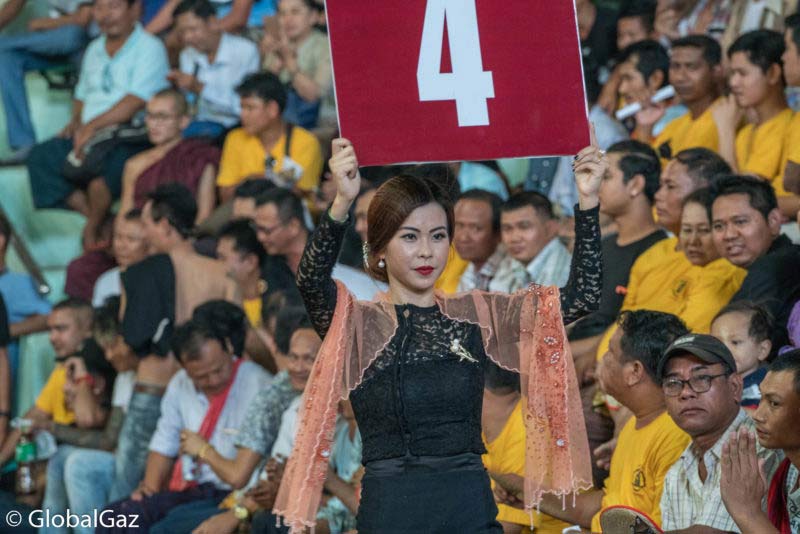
[356, 452, 503, 534]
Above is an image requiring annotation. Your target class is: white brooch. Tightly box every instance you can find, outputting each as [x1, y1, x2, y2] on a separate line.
[450, 338, 478, 363]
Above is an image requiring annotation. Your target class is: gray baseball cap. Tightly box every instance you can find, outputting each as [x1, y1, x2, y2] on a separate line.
[658, 333, 737, 380]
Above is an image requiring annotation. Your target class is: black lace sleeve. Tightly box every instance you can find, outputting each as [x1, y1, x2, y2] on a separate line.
[297, 211, 349, 338]
[560, 205, 602, 325]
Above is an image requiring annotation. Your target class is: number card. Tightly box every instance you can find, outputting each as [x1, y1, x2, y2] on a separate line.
[326, 0, 590, 166]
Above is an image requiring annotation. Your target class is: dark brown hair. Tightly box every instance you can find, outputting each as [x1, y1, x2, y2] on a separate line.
[366, 173, 454, 283]
[712, 301, 774, 344]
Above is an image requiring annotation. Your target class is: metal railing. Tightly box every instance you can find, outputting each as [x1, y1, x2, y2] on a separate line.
[0, 205, 50, 296]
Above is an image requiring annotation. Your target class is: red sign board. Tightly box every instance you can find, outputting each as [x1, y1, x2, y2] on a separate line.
[326, 0, 590, 166]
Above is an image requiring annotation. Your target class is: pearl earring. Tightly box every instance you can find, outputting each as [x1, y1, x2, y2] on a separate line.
[378, 258, 386, 268]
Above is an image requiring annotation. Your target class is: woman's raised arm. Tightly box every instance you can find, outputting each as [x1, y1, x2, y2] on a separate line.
[296, 139, 363, 338]
[559, 126, 606, 324]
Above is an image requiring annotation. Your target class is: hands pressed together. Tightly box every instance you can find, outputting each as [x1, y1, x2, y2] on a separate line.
[720, 429, 769, 524]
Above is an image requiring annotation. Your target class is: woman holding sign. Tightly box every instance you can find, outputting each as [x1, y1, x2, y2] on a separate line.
[273, 136, 606, 532]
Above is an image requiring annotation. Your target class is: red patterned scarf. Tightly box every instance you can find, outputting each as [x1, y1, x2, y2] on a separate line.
[168, 358, 243, 492]
[767, 458, 793, 534]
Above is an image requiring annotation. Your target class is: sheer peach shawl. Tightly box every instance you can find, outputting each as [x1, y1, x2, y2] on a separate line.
[273, 281, 592, 532]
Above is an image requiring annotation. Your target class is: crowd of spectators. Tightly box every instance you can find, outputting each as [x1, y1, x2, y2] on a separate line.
[0, 0, 798, 533]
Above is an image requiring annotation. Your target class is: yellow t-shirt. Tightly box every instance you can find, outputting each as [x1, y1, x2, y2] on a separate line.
[652, 104, 719, 158]
[216, 126, 324, 192]
[736, 107, 794, 197]
[482, 401, 571, 534]
[596, 238, 693, 361]
[779, 112, 800, 197]
[678, 258, 746, 333]
[435, 245, 468, 294]
[595, 241, 746, 361]
[617, 237, 692, 312]
[34, 365, 75, 426]
[243, 297, 262, 328]
[590, 412, 690, 532]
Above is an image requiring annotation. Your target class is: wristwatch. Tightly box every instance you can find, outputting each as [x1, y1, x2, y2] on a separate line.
[233, 504, 250, 521]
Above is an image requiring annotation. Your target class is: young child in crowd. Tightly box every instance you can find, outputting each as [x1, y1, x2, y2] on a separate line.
[711, 301, 774, 409]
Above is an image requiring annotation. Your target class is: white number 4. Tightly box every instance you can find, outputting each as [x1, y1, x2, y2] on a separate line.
[417, 0, 495, 127]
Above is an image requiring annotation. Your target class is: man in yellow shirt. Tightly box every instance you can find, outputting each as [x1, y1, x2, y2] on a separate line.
[482, 362, 570, 534]
[495, 310, 691, 532]
[654, 148, 731, 235]
[216, 72, 323, 202]
[651, 36, 723, 159]
[0, 298, 95, 465]
[216, 219, 279, 372]
[713, 30, 793, 199]
[595, 148, 732, 360]
[216, 219, 267, 329]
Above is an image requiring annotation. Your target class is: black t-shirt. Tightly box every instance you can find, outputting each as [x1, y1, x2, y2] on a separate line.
[0, 294, 9, 348]
[570, 229, 667, 340]
[732, 234, 800, 350]
[121, 254, 175, 357]
[582, 6, 618, 103]
[260, 254, 300, 303]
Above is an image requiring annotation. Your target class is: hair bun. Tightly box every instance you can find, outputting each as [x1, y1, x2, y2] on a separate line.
[192, 300, 247, 356]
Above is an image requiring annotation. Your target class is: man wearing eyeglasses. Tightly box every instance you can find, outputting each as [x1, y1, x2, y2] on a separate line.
[657, 333, 782, 533]
[26, 0, 169, 231]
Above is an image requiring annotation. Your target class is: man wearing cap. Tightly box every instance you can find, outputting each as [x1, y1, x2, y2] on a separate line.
[658, 333, 780, 532]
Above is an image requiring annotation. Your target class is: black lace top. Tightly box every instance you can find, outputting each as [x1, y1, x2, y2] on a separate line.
[297, 205, 601, 463]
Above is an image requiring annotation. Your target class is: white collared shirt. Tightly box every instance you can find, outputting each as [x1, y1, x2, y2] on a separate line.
[149, 360, 272, 489]
[179, 33, 260, 127]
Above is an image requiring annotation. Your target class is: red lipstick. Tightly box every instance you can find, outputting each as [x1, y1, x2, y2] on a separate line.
[415, 266, 435, 276]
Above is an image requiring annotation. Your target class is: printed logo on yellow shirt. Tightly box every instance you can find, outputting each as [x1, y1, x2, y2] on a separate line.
[632, 468, 646, 492]
[671, 279, 688, 298]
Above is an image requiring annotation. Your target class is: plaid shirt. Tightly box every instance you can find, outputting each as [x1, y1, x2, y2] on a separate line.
[489, 238, 571, 294]
[661, 410, 781, 532]
[457, 246, 507, 292]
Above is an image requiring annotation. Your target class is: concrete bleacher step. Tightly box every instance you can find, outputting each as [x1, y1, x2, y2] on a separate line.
[0, 165, 83, 272]
[0, 69, 82, 271]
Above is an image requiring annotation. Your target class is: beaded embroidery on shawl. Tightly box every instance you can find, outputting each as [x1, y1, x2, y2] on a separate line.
[436, 284, 593, 506]
[273, 281, 593, 533]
